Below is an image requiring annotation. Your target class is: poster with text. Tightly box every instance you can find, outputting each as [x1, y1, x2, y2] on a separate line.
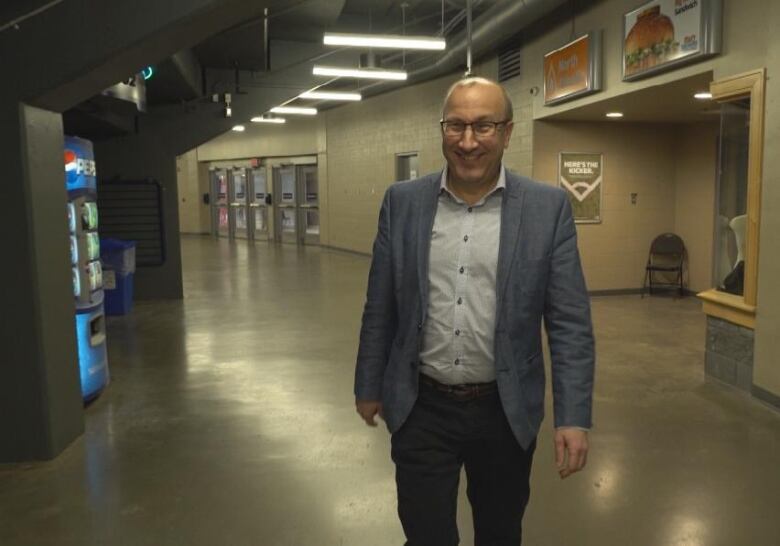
[623, 0, 719, 80]
[559, 152, 603, 224]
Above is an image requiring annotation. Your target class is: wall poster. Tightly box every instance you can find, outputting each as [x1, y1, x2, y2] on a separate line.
[622, 0, 722, 81]
[543, 32, 602, 106]
[559, 152, 603, 224]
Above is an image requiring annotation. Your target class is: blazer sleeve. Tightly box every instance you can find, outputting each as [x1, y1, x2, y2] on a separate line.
[354, 188, 398, 401]
[543, 193, 595, 429]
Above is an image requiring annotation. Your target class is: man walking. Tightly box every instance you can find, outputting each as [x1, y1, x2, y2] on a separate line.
[354, 76, 595, 546]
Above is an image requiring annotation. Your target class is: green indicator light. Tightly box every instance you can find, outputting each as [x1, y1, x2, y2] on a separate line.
[142, 66, 154, 80]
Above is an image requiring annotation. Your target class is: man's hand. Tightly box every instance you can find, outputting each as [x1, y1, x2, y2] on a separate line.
[356, 399, 384, 427]
[554, 428, 589, 479]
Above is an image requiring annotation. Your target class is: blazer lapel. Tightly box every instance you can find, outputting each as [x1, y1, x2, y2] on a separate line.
[495, 174, 527, 321]
[417, 174, 441, 320]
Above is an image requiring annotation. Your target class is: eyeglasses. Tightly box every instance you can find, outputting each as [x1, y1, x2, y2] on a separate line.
[440, 120, 510, 138]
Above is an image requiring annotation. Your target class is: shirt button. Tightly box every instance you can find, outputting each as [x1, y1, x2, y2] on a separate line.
[455, 329, 460, 336]
[457, 297, 463, 305]
[454, 358, 460, 365]
[417, 323, 422, 330]
[459, 266, 464, 274]
[467, 207, 473, 213]
[463, 235, 469, 242]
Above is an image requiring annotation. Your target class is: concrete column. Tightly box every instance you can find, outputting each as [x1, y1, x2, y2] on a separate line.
[0, 104, 84, 462]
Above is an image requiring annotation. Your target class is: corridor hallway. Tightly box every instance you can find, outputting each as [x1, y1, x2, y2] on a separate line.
[1, 236, 778, 545]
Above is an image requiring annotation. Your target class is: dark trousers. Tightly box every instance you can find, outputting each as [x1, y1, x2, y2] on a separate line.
[391, 380, 536, 546]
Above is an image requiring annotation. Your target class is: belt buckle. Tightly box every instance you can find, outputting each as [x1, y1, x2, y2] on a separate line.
[449, 385, 476, 402]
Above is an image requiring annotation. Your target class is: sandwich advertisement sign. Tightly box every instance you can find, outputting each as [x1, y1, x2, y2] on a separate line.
[622, 0, 722, 81]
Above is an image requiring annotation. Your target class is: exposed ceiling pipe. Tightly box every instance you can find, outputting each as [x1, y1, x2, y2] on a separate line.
[0, 0, 65, 34]
[359, 0, 569, 97]
[465, 0, 473, 76]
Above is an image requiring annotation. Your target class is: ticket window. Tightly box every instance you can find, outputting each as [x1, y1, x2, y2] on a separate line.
[697, 69, 766, 330]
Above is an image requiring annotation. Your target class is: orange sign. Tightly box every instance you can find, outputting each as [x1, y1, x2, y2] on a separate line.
[544, 34, 600, 105]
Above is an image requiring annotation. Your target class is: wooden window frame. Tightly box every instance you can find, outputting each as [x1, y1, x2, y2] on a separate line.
[697, 68, 766, 329]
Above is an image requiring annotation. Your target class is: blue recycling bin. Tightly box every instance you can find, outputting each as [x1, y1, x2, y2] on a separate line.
[100, 238, 136, 315]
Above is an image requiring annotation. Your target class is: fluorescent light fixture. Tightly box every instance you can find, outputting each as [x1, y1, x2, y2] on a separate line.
[313, 65, 408, 80]
[323, 32, 446, 51]
[299, 91, 362, 101]
[231, 124, 246, 132]
[270, 106, 318, 115]
[694, 92, 713, 100]
[251, 116, 286, 124]
[605, 112, 624, 118]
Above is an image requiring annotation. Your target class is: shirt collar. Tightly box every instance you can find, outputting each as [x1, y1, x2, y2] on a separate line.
[439, 164, 506, 202]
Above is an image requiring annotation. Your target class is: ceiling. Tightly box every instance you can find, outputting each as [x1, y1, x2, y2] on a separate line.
[543, 71, 720, 124]
[192, 0, 499, 72]
[49, 0, 600, 140]
[0, 0, 54, 31]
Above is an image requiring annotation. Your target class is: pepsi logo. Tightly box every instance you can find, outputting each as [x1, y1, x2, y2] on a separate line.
[64, 150, 78, 172]
[64, 149, 97, 176]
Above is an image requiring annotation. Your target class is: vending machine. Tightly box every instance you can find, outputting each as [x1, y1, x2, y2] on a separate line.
[65, 136, 110, 401]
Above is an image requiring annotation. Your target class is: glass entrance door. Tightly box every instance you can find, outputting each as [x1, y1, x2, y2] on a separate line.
[249, 167, 269, 241]
[297, 164, 320, 245]
[210, 169, 230, 238]
[273, 165, 298, 244]
[230, 168, 249, 239]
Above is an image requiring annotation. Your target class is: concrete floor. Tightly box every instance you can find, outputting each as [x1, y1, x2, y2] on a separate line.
[1, 235, 779, 546]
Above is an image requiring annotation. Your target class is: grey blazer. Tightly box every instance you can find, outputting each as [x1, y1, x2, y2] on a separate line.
[354, 170, 595, 449]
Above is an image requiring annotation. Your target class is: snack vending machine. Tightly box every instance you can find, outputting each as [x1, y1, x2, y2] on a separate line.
[65, 136, 110, 401]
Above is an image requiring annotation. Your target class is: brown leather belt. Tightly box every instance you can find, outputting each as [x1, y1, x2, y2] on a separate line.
[419, 373, 498, 402]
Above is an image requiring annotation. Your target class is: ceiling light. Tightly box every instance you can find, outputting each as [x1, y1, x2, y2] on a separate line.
[231, 125, 245, 132]
[605, 112, 624, 118]
[299, 91, 362, 101]
[694, 92, 713, 100]
[270, 106, 317, 115]
[323, 32, 446, 51]
[313, 66, 408, 80]
[251, 116, 286, 124]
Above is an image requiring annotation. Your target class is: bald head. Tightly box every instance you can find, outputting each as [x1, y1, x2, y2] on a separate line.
[441, 77, 514, 122]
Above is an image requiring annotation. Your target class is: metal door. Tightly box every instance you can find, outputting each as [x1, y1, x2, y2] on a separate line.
[248, 167, 269, 241]
[210, 169, 230, 238]
[297, 164, 320, 245]
[273, 165, 298, 244]
[230, 168, 249, 239]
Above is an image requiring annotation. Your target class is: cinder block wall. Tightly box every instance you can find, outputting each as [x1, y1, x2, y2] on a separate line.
[532, 121, 717, 293]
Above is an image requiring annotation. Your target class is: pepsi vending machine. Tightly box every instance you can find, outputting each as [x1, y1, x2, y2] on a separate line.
[65, 136, 110, 401]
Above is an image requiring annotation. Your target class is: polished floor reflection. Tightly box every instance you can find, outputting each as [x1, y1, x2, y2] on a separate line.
[1, 236, 779, 545]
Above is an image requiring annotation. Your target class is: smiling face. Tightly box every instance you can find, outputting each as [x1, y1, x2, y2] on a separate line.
[441, 82, 514, 189]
